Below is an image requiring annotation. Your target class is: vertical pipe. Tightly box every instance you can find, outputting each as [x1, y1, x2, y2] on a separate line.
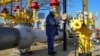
[82, 0, 88, 23]
[63, 0, 67, 13]
[83, 0, 88, 11]
[63, 0, 67, 51]
[27, 0, 32, 8]
[32, 9, 38, 23]
[95, 11, 98, 28]
[82, 0, 85, 23]
[74, 43, 77, 56]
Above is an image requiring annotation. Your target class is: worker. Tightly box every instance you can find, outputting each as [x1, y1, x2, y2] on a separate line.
[46, 9, 59, 55]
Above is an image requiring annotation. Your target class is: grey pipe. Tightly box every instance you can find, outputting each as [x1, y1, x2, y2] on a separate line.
[0, 27, 20, 50]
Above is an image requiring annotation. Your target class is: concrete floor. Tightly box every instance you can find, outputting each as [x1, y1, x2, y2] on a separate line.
[0, 41, 100, 56]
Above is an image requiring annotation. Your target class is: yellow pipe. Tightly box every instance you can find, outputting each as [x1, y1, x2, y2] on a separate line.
[0, 10, 33, 24]
[1, 17, 7, 25]
[27, 0, 32, 8]
[15, 0, 19, 2]
[14, 9, 33, 23]
[83, 0, 88, 11]
[4, 20, 7, 25]
[11, 20, 16, 25]
[0, 0, 20, 6]
[32, 9, 38, 23]
[0, 13, 7, 24]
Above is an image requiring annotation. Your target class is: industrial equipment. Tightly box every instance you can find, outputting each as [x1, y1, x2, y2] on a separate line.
[0, 0, 62, 55]
[70, 0, 96, 56]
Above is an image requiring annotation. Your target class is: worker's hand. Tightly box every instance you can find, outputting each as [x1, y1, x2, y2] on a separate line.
[60, 20, 64, 23]
[54, 24, 60, 27]
[57, 24, 60, 27]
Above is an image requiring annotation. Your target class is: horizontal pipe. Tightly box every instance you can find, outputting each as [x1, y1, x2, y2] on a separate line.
[0, 27, 20, 50]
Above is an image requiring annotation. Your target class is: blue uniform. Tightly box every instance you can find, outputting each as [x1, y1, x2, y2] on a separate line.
[46, 12, 59, 54]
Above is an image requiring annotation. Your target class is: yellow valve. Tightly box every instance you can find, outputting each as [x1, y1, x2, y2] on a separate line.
[70, 19, 82, 30]
[70, 16, 94, 54]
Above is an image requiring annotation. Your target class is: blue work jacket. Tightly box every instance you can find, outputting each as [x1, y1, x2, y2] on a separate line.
[46, 13, 59, 37]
